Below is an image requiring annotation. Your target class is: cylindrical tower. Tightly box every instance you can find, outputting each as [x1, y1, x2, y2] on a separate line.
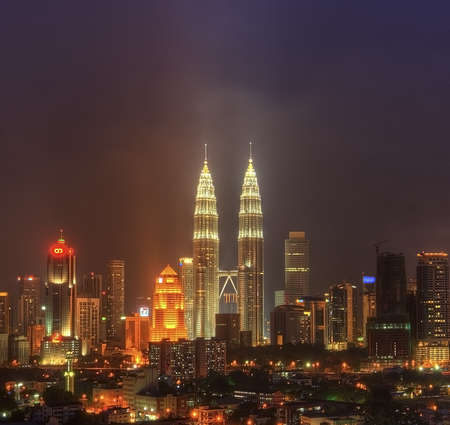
[238, 149, 264, 346]
[193, 148, 219, 338]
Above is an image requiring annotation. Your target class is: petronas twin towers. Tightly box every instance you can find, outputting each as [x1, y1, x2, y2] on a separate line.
[193, 145, 264, 346]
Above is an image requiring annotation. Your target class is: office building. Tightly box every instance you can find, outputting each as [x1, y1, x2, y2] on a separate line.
[40, 334, 81, 365]
[215, 313, 240, 345]
[29, 324, 45, 356]
[270, 304, 311, 345]
[219, 270, 238, 314]
[361, 275, 376, 345]
[0, 334, 8, 365]
[44, 231, 76, 337]
[104, 260, 125, 344]
[125, 313, 151, 351]
[238, 148, 264, 346]
[284, 232, 311, 302]
[178, 257, 194, 340]
[17, 275, 41, 337]
[299, 296, 327, 345]
[417, 251, 450, 339]
[193, 149, 219, 339]
[416, 339, 450, 366]
[326, 283, 357, 350]
[151, 265, 187, 342]
[368, 251, 410, 365]
[75, 297, 100, 356]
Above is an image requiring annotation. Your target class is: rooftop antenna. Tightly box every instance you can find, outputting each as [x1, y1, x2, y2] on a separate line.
[58, 228, 64, 241]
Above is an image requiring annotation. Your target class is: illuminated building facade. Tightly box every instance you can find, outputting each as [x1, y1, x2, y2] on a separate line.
[178, 257, 194, 340]
[104, 260, 125, 343]
[151, 265, 187, 342]
[193, 150, 219, 339]
[44, 231, 76, 337]
[17, 275, 41, 337]
[284, 232, 311, 302]
[326, 282, 357, 350]
[296, 296, 327, 345]
[417, 251, 450, 339]
[238, 149, 264, 346]
[416, 339, 450, 366]
[361, 275, 376, 345]
[75, 297, 100, 355]
[40, 334, 81, 365]
[125, 313, 151, 351]
[274, 290, 286, 307]
[0, 292, 10, 334]
[195, 338, 227, 378]
[219, 270, 238, 314]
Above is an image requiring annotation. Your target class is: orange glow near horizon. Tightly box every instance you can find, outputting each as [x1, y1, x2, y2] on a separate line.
[151, 265, 187, 342]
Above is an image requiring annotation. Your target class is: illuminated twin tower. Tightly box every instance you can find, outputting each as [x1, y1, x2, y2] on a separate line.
[193, 144, 264, 346]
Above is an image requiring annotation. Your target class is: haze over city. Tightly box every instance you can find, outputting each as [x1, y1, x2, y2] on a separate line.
[2, 2, 450, 315]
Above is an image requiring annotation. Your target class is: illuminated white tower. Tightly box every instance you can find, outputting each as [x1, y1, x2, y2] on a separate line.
[193, 145, 219, 338]
[238, 143, 264, 346]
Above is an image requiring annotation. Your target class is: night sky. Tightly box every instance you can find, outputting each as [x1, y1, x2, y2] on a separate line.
[2, 2, 450, 314]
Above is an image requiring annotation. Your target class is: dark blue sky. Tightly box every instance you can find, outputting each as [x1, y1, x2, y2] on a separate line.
[2, 1, 450, 313]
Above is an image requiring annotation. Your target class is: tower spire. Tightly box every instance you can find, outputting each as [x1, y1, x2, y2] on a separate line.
[58, 228, 64, 242]
[204, 143, 208, 163]
[249, 141, 253, 162]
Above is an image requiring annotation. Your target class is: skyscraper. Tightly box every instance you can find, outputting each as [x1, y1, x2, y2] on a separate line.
[376, 252, 407, 318]
[326, 282, 357, 350]
[193, 148, 219, 338]
[417, 251, 450, 339]
[104, 260, 125, 344]
[284, 232, 311, 302]
[178, 257, 194, 340]
[75, 297, 99, 355]
[17, 274, 41, 336]
[238, 146, 264, 346]
[151, 265, 187, 342]
[367, 252, 411, 366]
[44, 231, 76, 337]
[0, 292, 9, 334]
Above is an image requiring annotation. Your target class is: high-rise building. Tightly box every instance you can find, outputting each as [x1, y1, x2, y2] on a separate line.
[376, 252, 407, 318]
[44, 232, 76, 337]
[79, 273, 102, 298]
[104, 260, 125, 344]
[367, 252, 411, 366]
[125, 313, 151, 351]
[193, 149, 219, 339]
[0, 292, 10, 334]
[17, 275, 41, 337]
[270, 304, 311, 345]
[361, 275, 376, 345]
[238, 147, 264, 346]
[284, 232, 311, 302]
[326, 283, 357, 350]
[215, 313, 240, 345]
[297, 296, 327, 345]
[178, 258, 194, 340]
[417, 251, 450, 339]
[75, 297, 100, 355]
[151, 265, 187, 342]
[149, 338, 226, 380]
